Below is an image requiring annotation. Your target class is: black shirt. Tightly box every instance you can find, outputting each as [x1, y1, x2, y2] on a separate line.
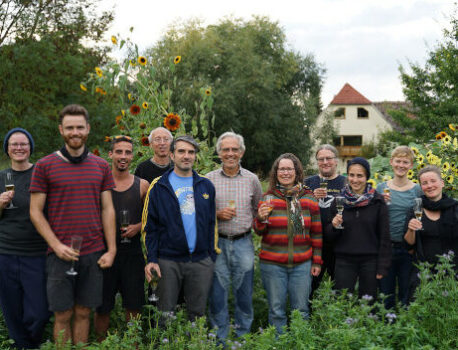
[134, 159, 172, 184]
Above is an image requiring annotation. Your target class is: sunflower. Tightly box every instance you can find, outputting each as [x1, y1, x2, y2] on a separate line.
[104, 136, 111, 142]
[205, 88, 211, 96]
[435, 133, 442, 140]
[138, 56, 147, 66]
[141, 136, 150, 146]
[417, 163, 426, 170]
[129, 59, 136, 67]
[367, 179, 377, 188]
[130, 104, 141, 115]
[374, 172, 379, 179]
[451, 162, 456, 169]
[163, 113, 181, 131]
[111, 35, 117, 45]
[442, 135, 451, 144]
[80, 83, 87, 92]
[142, 102, 148, 109]
[416, 154, 424, 164]
[426, 150, 433, 158]
[440, 131, 447, 138]
[115, 115, 122, 125]
[442, 162, 450, 172]
[95, 67, 103, 77]
[139, 122, 146, 129]
[95, 87, 106, 95]
[450, 124, 456, 132]
[407, 169, 414, 179]
[174, 56, 181, 64]
[410, 147, 419, 155]
[92, 148, 100, 156]
[412, 179, 419, 184]
[137, 151, 144, 157]
[121, 109, 125, 116]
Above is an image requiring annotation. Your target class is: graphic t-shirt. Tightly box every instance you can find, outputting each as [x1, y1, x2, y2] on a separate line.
[168, 171, 196, 253]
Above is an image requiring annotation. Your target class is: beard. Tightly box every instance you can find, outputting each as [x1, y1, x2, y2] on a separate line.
[64, 134, 88, 150]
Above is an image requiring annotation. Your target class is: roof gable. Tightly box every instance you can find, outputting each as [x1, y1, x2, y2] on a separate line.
[331, 83, 371, 105]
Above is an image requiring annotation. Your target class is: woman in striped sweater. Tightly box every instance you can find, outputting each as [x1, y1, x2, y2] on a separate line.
[254, 153, 322, 333]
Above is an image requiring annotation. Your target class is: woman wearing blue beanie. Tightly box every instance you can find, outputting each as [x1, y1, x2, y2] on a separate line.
[0, 128, 49, 348]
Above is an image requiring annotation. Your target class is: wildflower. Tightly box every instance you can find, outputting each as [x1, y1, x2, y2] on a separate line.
[407, 169, 414, 179]
[416, 154, 424, 164]
[450, 124, 456, 131]
[417, 163, 426, 170]
[138, 56, 147, 66]
[446, 175, 454, 184]
[258, 327, 264, 333]
[367, 179, 377, 188]
[162, 338, 169, 344]
[129, 59, 136, 67]
[95, 67, 103, 77]
[412, 179, 419, 184]
[385, 312, 397, 324]
[121, 109, 125, 116]
[104, 136, 111, 142]
[130, 104, 141, 115]
[442, 291, 449, 297]
[80, 83, 87, 92]
[127, 321, 134, 327]
[174, 55, 181, 64]
[448, 250, 455, 256]
[347, 292, 353, 298]
[374, 172, 379, 179]
[142, 102, 148, 109]
[453, 137, 457, 149]
[92, 148, 100, 156]
[115, 115, 122, 125]
[362, 294, 373, 302]
[451, 162, 456, 169]
[208, 333, 216, 339]
[111, 35, 117, 45]
[119, 125, 125, 130]
[139, 122, 146, 129]
[205, 88, 211, 96]
[128, 93, 133, 101]
[411, 147, 419, 155]
[436, 133, 443, 140]
[141, 136, 149, 147]
[345, 317, 358, 325]
[164, 113, 181, 131]
[442, 135, 452, 144]
[426, 150, 433, 158]
[368, 313, 378, 321]
[442, 162, 450, 172]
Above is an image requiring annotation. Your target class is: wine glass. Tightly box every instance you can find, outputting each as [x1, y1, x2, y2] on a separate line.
[383, 187, 391, 205]
[413, 198, 423, 231]
[262, 195, 275, 224]
[120, 209, 131, 243]
[4, 172, 17, 209]
[335, 196, 345, 229]
[148, 268, 160, 302]
[319, 178, 328, 197]
[66, 235, 83, 276]
[228, 199, 238, 223]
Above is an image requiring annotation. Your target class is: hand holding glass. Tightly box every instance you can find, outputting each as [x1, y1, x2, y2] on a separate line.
[148, 268, 160, 302]
[120, 210, 131, 243]
[228, 200, 237, 222]
[319, 178, 328, 197]
[413, 198, 423, 230]
[4, 172, 17, 209]
[335, 196, 345, 229]
[383, 187, 391, 205]
[66, 236, 83, 276]
[262, 195, 275, 224]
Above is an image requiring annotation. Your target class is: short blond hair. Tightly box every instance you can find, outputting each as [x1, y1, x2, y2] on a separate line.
[391, 145, 415, 163]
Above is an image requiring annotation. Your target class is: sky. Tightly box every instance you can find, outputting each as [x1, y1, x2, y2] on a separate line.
[100, 0, 453, 106]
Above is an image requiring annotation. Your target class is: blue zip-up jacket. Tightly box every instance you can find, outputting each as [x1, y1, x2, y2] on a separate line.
[142, 168, 217, 263]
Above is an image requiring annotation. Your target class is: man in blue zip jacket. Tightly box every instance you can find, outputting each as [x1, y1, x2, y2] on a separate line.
[142, 135, 216, 321]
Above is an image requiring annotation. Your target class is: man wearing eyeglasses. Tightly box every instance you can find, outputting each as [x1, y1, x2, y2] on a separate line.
[305, 144, 346, 294]
[135, 127, 173, 184]
[94, 136, 149, 341]
[206, 132, 262, 341]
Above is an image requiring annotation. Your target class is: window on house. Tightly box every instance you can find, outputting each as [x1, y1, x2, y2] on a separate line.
[333, 137, 342, 146]
[334, 107, 345, 118]
[357, 107, 368, 118]
[343, 136, 363, 146]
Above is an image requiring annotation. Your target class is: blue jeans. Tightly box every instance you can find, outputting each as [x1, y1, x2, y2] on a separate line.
[209, 235, 254, 339]
[0, 254, 50, 349]
[260, 260, 312, 334]
[379, 245, 412, 309]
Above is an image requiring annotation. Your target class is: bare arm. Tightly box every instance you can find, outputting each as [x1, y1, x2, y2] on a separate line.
[30, 192, 78, 261]
[97, 190, 116, 268]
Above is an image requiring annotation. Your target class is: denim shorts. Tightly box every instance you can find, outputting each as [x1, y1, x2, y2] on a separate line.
[46, 251, 103, 312]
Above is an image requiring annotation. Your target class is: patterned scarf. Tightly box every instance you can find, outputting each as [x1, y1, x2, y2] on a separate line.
[275, 183, 306, 237]
[342, 183, 376, 208]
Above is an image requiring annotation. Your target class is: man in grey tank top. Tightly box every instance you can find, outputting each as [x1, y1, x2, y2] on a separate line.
[94, 136, 149, 341]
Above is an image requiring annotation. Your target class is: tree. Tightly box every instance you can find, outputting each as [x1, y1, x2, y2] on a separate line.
[397, 7, 458, 142]
[148, 17, 325, 175]
[0, 0, 115, 160]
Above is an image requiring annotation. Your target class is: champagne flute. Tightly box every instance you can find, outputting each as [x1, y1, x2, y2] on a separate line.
[413, 198, 423, 231]
[335, 196, 345, 229]
[4, 172, 17, 209]
[228, 199, 237, 223]
[120, 209, 131, 243]
[262, 195, 275, 224]
[383, 187, 391, 205]
[320, 178, 328, 197]
[148, 268, 160, 302]
[66, 235, 83, 276]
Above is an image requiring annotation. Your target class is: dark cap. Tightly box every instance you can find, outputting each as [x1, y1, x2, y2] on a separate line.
[347, 157, 370, 179]
[171, 135, 200, 152]
[3, 128, 35, 157]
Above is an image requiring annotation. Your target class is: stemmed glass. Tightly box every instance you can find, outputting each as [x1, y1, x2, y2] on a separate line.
[66, 235, 83, 276]
[120, 209, 131, 243]
[383, 187, 391, 205]
[262, 195, 275, 224]
[148, 268, 160, 302]
[335, 196, 345, 229]
[4, 172, 17, 209]
[228, 199, 237, 223]
[320, 178, 328, 197]
[413, 198, 423, 230]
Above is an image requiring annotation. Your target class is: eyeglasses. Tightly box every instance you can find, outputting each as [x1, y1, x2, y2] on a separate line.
[8, 143, 30, 149]
[152, 137, 171, 144]
[221, 147, 240, 153]
[277, 168, 295, 173]
[316, 157, 336, 163]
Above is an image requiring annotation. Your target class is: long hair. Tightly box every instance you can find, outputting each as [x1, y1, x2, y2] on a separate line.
[268, 153, 304, 192]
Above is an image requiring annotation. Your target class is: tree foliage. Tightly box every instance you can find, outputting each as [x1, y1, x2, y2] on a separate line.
[147, 17, 325, 175]
[0, 0, 115, 160]
[397, 7, 458, 142]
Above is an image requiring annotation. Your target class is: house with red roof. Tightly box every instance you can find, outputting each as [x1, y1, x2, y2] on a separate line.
[315, 83, 403, 172]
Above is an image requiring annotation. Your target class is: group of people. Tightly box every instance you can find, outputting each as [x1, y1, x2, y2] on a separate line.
[0, 103, 456, 348]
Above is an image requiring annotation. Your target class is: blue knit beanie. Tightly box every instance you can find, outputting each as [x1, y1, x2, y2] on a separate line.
[3, 128, 35, 157]
[347, 157, 370, 179]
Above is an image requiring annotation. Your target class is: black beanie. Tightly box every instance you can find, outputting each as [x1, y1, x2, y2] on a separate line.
[3, 128, 35, 157]
[347, 157, 371, 179]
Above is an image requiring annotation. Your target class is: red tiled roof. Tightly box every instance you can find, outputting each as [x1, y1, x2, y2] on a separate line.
[331, 83, 371, 105]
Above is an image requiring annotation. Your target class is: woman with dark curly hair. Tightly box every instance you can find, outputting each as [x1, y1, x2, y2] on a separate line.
[253, 153, 322, 333]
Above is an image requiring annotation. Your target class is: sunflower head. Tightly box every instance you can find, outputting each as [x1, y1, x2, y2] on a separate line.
[138, 56, 147, 66]
[129, 59, 136, 67]
[142, 102, 148, 109]
[174, 56, 181, 64]
[443, 135, 451, 143]
[130, 104, 141, 115]
[407, 169, 414, 179]
[205, 88, 211, 96]
[410, 147, 419, 155]
[115, 115, 122, 125]
[111, 36, 117, 45]
[92, 148, 100, 156]
[95, 67, 103, 77]
[440, 131, 448, 138]
[80, 83, 87, 92]
[447, 175, 454, 184]
[164, 113, 182, 131]
[412, 179, 419, 184]
[449, 124, 456, 132]
[367, 179, 377, 188]
[442, 162, 450, 172]
[139, 122, 146, 129]
[141, 136, 150, 146]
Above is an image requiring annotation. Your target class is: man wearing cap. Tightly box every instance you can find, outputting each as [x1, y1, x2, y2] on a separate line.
[142, 135, 216, 321]
[207, 131, 262, 340]
[0, 128, 49, 349]
[29, 104, 116, 346]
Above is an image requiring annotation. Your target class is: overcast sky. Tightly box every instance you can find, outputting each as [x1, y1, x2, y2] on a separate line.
[100, 0, 453, 106]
